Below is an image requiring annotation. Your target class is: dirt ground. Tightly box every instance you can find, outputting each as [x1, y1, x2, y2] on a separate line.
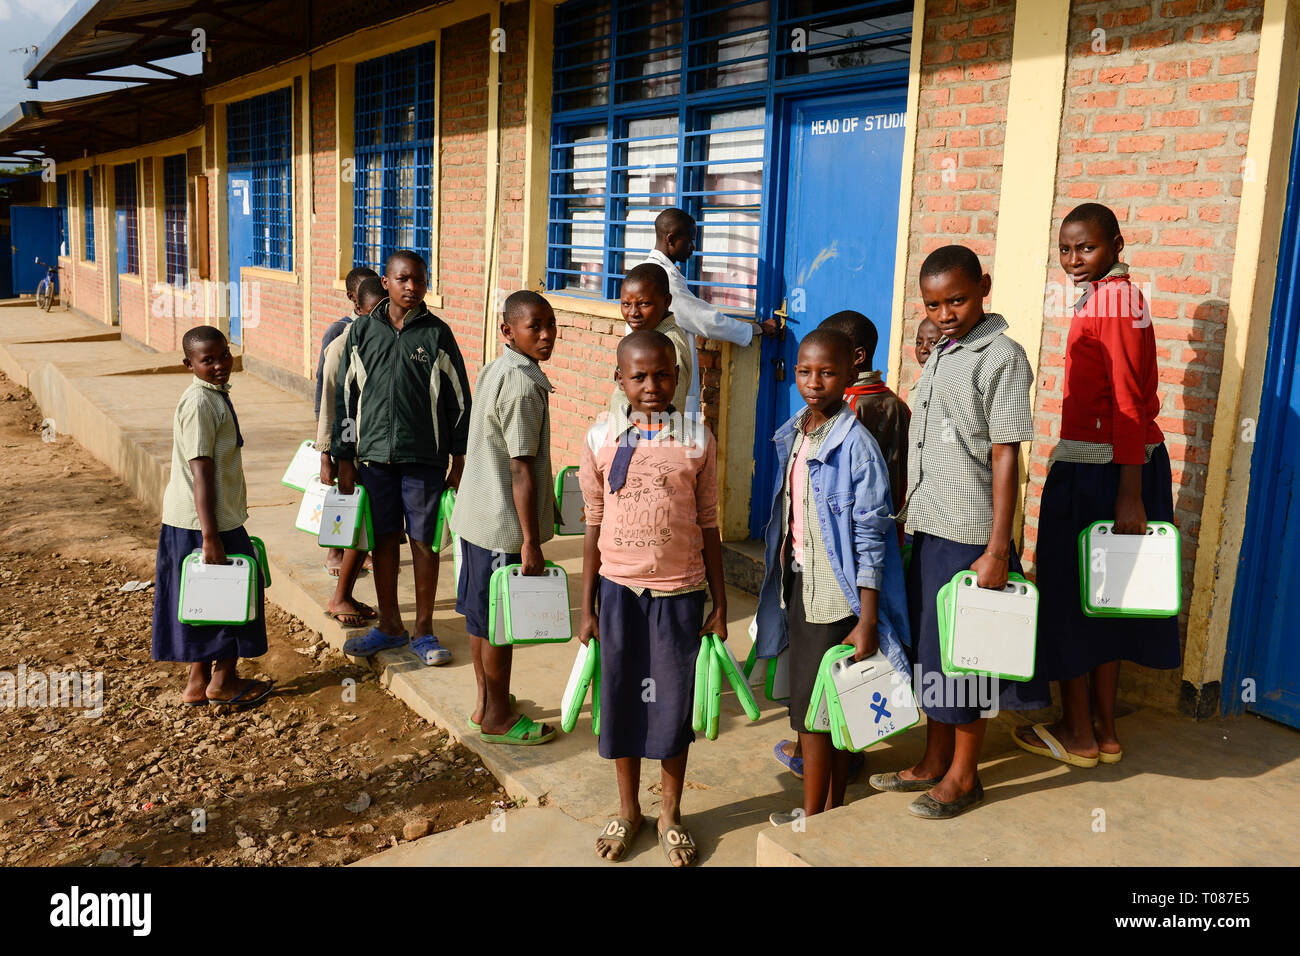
[0, 370, 507, 866]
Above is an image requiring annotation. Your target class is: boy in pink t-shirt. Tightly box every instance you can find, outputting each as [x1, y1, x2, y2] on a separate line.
[578, 328, 727, 867]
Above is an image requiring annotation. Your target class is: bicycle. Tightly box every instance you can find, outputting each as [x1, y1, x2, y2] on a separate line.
[35, 258, 59, 312]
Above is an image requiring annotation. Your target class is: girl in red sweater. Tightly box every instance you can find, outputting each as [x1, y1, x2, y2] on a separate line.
[1014, 203, 1180, 768]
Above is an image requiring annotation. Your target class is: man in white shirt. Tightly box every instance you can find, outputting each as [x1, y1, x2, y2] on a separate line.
[635, 208, 778, 419]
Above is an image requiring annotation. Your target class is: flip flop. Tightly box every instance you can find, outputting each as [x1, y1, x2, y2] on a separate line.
[182, 697, 208, 708]
[325, 609, 369, 628]
[1012, 723, 1100, 768]
[352, 602, 377, 620]
[1098, 749, 1124, 765]
[657, 822, 698, 867]
[410, 634, 452, 666]
[207, 679, 275, 708]
[467, 694, 516, 732]
[773, 740, 804, 779]
[480, 714, 555, 746]
[595, 816, 641, 862]
[343, 627, 409, 657]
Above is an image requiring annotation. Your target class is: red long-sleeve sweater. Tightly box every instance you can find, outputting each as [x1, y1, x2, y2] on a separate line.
[1060, 273, 1163, 465]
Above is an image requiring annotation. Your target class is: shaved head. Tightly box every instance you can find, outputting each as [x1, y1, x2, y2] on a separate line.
[616, 328, 675, 368]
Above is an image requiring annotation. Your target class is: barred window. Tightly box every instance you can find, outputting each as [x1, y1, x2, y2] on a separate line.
[227, 87, 294, 271]
[114, 163, 139, 275]
[353, 41, 437, 273]
[163, 154, 188, 287]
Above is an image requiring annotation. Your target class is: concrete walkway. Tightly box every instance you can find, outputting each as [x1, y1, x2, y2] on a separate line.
[5, 305, 1298, 867]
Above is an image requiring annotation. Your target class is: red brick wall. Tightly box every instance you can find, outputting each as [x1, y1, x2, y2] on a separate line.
[72, 260, 104, 323]
[241, 275, 303, 373]
[548, 307, 623, 469]
[437, 14, 492, 375]
[1021, 0, 1267, 706]
[496, 2, 530, 295]
[899, 0, 1017, 402]
[119, 279, 148, 343]
[310, 64, 354, 361]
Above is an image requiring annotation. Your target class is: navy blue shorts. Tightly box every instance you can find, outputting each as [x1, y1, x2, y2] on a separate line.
[905, 532, 1050, 725]
[357, 460, 447, 542]
[597, 577, 705, 761]
[455, 539, 520, 638]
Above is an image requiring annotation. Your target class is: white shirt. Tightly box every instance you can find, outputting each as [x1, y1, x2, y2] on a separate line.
[632, 249, 756, 416]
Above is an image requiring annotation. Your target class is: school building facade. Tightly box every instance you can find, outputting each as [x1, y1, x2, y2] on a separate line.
[3, 0, 1298, 728]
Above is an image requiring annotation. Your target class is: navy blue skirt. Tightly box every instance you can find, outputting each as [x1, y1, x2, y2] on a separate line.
[905, 532, 1051, 725]
[1033, 445, 1182, 681]
[596, 577, 705, 761]
[151, 524, 268, 663]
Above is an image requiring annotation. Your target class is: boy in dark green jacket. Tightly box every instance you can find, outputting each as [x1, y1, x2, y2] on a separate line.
[333, 250, 472, 665]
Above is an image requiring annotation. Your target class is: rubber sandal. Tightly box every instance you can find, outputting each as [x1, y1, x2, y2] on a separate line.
[467, 694, 516, 732]
[657, 822, 698, 867]
[352, 602, 378, 620]
[868, 770, 943, 793]
[907, 781, 984, 820]
[182, 698, 208, 708]
[343, 627, 409, 657]
[480, 714, 555, 746]
[1098, 749, 1123, 764]
[410, 634, 452, 666]
[207, 679, 275, 709]
[773, 740, 804, 779]
[595, 816, 640, 862]
[325, 609, 369, 628]
[1012, 723, 1099, 768]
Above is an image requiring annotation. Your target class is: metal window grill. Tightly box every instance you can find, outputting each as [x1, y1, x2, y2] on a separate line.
[227, 87, 294, 271]
[353, 40, 437, 273]
[163, 154, 188, 287]
[114, 163, 139, 275]
[83, 169, 95, 262]
[57, 174, 68, 253]
[547, 0, 911, 305]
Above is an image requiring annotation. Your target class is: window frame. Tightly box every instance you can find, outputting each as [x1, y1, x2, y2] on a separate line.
[546, 0, 913, 311]
[114, 162, 140, 276]
[163, 154, 189, 288]
[226, 86, 295, 272]
[351, 40, 438, 274]
[82, 168, 96, 263]
[56, 174, 69, 256]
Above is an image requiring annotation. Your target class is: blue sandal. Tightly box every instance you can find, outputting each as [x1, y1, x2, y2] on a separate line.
[774, 740, 804, 779]
[343, 627, 409, 657]
[411, 634, 452, 666]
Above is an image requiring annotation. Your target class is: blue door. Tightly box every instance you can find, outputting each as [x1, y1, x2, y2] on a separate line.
[10, 206, 60, 295]
[115, 209, 129, 323]
[1224, 96, 1300, 729]
[227, 176, 254, 344]
[750, 88, 908, 536]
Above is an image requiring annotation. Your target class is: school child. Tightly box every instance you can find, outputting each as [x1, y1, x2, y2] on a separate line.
[914, 317, 941, 369]
[579, 329, 727, 866]
[152, 326, 274, 708]
[449, 291, 558, 746]
[637, 207, 778, 418]
[318, 266, 378, 578]
[332, 250, 472, 667]
[315, 275, 385, 628]
[753, 329, 911, 825]
[772, 312, 911, 780]
[608, 263, 693, 416]
[1013, 203, 1179, 768]
[870, 245, 1049, 819]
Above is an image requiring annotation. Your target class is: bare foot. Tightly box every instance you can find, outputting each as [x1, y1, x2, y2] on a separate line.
[595, 812, 642, 862]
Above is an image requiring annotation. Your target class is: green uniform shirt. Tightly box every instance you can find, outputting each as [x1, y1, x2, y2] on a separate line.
[449, 344, 556, 553]
[161, 377, 249, 532]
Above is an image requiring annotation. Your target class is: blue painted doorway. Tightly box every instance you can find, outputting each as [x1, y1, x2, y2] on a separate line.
[1223, 94, 1300, 729]
[10, 205, 60, 295]
[750, 87, 908, 537]
[115, 209, 129, 323]
[227, 175, 253, 344]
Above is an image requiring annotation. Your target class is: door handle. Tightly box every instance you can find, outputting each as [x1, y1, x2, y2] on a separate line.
[772, 299, 789, 342]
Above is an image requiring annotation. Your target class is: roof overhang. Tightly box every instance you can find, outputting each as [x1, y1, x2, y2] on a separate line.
[0, 81, 204, 162]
